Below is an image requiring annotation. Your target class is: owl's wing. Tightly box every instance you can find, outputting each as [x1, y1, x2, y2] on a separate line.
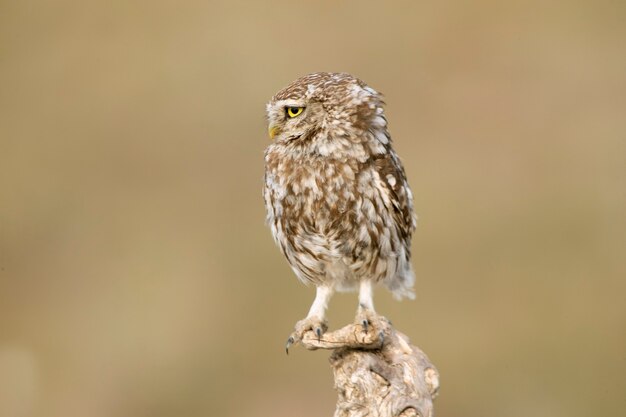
[373, 150, 417, 245]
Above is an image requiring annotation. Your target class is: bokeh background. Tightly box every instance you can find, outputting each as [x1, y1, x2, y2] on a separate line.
[1, 1, 625, 416]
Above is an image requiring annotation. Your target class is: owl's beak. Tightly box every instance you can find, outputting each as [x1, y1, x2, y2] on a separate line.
[268, 124, 280, 140]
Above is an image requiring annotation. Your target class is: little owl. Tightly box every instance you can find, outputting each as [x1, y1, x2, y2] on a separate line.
[264, 72, 417, 351]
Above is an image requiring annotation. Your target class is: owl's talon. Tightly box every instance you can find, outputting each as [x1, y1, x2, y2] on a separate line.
[355, 308, 387, 342]
[286, 336, 295, 354]
[315, 327, 323, 340]
[362, 319, 369, 333]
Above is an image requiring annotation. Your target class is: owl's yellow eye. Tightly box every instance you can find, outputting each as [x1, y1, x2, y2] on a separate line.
[286, 106, 304, 118]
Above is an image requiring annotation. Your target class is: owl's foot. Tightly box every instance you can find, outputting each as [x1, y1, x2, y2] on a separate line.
[355, 307, 388, 341]
[285, 316, 328, 354]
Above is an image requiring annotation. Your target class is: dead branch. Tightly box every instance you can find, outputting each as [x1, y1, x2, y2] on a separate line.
[299, 318, 439, 417]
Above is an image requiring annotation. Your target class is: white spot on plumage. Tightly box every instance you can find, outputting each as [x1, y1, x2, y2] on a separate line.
[364, 86, 378, 95]
[343, 165, 355, 180]
[374, 129, 389, 145]
[372, 116, 386, 128]
[358, 225, 371, 245]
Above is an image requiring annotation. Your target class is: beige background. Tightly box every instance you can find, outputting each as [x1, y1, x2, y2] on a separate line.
[1, 1, 625, 416]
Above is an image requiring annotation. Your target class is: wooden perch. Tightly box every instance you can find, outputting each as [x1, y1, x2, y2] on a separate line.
[299, 318, 439, 417]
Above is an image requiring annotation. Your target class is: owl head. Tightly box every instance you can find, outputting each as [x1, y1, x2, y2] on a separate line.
[266, 72, 391, 161]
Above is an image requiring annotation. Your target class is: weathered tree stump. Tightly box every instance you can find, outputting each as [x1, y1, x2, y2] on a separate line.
[300, 318, 439, 417]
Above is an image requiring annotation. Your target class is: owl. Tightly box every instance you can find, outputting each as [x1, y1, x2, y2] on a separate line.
[264, 73, 417, 351]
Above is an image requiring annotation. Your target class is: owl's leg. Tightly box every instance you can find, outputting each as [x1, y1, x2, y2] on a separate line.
[307, 284, 334, 323]
[356, 280, 385, 334]
[286, 285, 333, 353]
[358, 279, 375, 312]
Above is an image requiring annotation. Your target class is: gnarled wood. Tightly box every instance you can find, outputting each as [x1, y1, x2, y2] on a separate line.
[300, 318, 439, 417]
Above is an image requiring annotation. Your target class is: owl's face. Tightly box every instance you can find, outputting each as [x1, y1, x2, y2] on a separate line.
[266, 95, 325, 144]
[266, 73, 389, 160]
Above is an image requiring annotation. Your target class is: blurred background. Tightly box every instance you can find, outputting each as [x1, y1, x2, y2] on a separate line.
[1, 1, 625, 416]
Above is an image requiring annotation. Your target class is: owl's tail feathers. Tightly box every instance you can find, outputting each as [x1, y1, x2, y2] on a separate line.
[386, 267, 416, 300]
